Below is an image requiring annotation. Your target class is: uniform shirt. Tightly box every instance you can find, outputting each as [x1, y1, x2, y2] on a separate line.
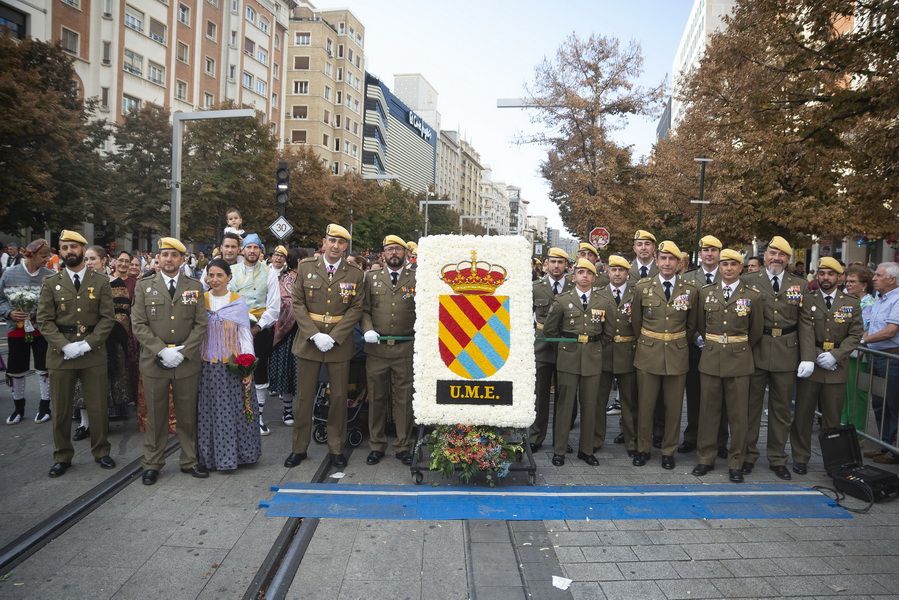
[868, 287, 899, 350]
[766, 268, 785, 291]
[161, 272, 180, 291]
[635, 260, 655, 278]
[548, 276, 565, 295]
[65, 265, 88, 286]
[700, 267, 719, 284]
[609, 282, 627, 302]
[658, 274, 677, 296]
[575, 288, 591, 304]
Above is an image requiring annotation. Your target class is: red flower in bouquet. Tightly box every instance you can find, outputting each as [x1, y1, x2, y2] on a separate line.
[235, 353, 256, 368]
[225, 354, 258, 422]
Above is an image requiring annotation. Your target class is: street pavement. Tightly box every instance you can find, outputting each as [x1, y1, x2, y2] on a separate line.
[1, 369, 898, 600]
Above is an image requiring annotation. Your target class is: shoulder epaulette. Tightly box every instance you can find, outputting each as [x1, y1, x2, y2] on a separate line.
[299, 257, 317, 264]
[701, 282, 716, 290]
[140, 272, 156, 279]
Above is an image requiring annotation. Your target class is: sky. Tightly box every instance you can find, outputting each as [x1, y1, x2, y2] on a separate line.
[338, 0, 693, 237]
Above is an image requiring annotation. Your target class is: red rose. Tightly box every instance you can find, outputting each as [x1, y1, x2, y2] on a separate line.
[235, 353, 255, 367]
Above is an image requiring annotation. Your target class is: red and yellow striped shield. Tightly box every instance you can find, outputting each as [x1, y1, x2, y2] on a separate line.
[438, 294, 510, 379]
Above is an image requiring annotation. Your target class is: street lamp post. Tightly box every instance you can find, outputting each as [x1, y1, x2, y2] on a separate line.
[691, 157, 713, 265]
[419, 188, 450, 237]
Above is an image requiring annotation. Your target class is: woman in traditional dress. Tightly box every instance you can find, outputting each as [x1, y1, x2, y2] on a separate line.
[197, 258, 262, 471]
[268, 248, 305, 425]
[111, 250, 140, 413]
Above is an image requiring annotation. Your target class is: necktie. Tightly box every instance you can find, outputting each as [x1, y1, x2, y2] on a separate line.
[724, 286, 731, 301]
[640, 266, 648, 278]
[614, 288, 621, 305]
[391, 271, 398, 286]
[825, 295, 832, 310]
[706, 273, 713, 284]
[772, 276, 780, 293]
[663, 281, 672, 301]
[73, 273, 80, 290]
[552, 281, 560, 295]
[327, 264, 335, 280]
[581, 293, 588, 310]
[168, 279, 176, 298]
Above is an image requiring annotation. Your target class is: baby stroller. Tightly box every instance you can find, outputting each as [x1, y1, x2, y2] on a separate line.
[311, 355, 367, 448]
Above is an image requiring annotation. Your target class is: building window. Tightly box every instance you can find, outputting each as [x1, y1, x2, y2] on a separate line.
[60, 28, 79, 56]
[255, 79, 266, 95]
[122, 94, 141, 114]
[243, 37, 254, 55]
[294, 32, 310, 46]
[337, 44, 343, 58]
[204, 56, 215, 75]
[293, 56, 309, 70]
[336, 90, 341, 104]
[148, 61, 165, 84]
[242, 71, 253, 89]
[323, 109, 330, 124]
[324, 62, 332, 76]
[61, 0, 80, 8]
[273, 63, 279, 79]
[228, 65, 236, 80]
[334, 137, 340, 151]
[124, 6, 144, 32]
[332, 162, 339, 175]
[229, 30, 237, 46]
[206, 20, 216, 40]
[245, 5, 255, 22]
[292, 105, 307, 119]
[334, 114, 341, 127]
[345, 117, 350, 131]
[322, 133, 329, 146]
[177, 3, 190, 25]
[274, 34, 280, 50]
[347, 48, 353, 63]
[292, 80, 308, 94]
[323, 85, 331, 100]
[338, 22, 344, 34]
[149, 18, 166, 43]
[271, 93, 278, 108]
[123, 48, 143, 75]
[336, 67, 342, 81]
[205, 92, 214, 107]
[176, 41, 189, 63]
[258, 17, 269, 34]
[352, 121, 358, 135]
[255, 48, 267, 64]
[351, 144, 357, 158]
[102, 41, 111, 64]
[175, 80, 187, 100]
[100, 87, 109, 109]
[230, 0, 238, 13]
[207, 0, 218, 6]
[326, 38, 333, 55]
[102, 0, 113, 15]
[290, 130, 307, 144]
[354, 55, 360, 69]
[344, 140, 349, 154]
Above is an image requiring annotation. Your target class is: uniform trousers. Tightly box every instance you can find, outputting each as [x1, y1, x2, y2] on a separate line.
[252, 327, 274, 387]
[51, 368, 109, 463]
[790, 379, 844, 464]
[553, 372, 599, 456]
[746, 369, 796, 467]
[636, 371, 686, 456]
[596, 370, 636, 452]
[529, 361, 557, 446]
[293, 358, 348, 455]
[698, 373, 748, 470]
[366, 353, 414, 453]
[142, 373, 200, 470]
[683, 344, 702, 444]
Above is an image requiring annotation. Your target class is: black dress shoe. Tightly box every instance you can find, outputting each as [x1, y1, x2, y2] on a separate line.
[48, 462, 71, 478]
[366, 451, 384, 465]
[792, 462, 808, 475]
[95, 456, 116, 469]
[728, 469, 744, 483]
[691, 464, 713, 476]
[73, 426, 90, 441]
[284, 452, 307, 468]
[740, 461, 754, 475]
[677, 441, 696, 453]
[181, 464, 210, 478]
[632, 452, 648, 467]
[718, 446, 729, 459]
[551, 454, 565, 466]
[661, 455, 675, 470]
[331, 453, 348, 468]
[770, 465, 791, 480]
[613, 433, 625, 444]
[652, 436, 662, 449]
[577, 452, 599, 466]
[396, 451, 413, 466]
[529, 443, 541, 453]
[142, 469, 159, 485]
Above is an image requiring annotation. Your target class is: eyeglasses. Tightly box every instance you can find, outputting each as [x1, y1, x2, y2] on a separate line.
[384, 247, 405, 254]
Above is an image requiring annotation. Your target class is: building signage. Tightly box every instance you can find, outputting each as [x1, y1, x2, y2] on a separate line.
[407, 111, 433, 141]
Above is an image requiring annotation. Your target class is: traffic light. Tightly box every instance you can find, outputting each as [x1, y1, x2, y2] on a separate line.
[275, 161, 289, 205]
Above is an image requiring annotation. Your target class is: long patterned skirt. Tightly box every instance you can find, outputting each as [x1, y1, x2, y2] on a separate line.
[268, 325, 298, 395]
[197, 362, 262, 470]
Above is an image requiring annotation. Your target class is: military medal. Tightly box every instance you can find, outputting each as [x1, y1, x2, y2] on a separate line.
[59, 303, 66, 312]
[146, 286, 152, 293]
[87, 287, 95, 300]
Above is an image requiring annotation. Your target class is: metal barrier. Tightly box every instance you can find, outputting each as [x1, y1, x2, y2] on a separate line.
[850, 346, 899, 456]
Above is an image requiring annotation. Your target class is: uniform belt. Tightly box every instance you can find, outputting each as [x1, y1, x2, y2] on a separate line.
[640, 328, 686, 341]
[821, 340, 835, 351]
[379, 336, 413, 346]
[706, 333, 748, 344]
[613, 335, 636, 343]
[763, 325, 797, 337]
[562, 332, 601, 344]
[57, 324, 94, 335]
[308, 312, 343, 324]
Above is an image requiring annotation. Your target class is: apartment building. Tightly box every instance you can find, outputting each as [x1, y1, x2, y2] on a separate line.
[480, 169, 510, 235]
[435, 129, 462, 207]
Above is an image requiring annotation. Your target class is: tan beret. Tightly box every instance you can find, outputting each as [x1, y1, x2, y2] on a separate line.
[574, 257, 597, 275]
[326, 223, 351, 241]
[547, 247, 570, 260]
[382, 234, 407, 249]
[274, 245, 288, 257]
[818, 256, 843, 274]
[657, 240, 682, 258]
[607, 254, 631, 269]
[158, 237, 186, 253]
[59, 230, 88, 245]
[578, 242, 599, 256]
[720, 249, 744, 263]
[406, 241, 418, 254]
[699, 235, 722, 249]
[634, 230, 657, 242]
[768, 235, 793, 257]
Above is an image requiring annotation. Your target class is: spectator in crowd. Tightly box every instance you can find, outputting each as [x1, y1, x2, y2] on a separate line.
[745, 256, 762, 273]
[845, 265, 876, 330]
[269, 247, 305, 426]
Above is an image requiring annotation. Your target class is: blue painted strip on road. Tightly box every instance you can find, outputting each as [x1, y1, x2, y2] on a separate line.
[260, 484, 851, 521]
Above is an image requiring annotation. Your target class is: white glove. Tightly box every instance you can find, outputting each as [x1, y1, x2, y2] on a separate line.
[158, 345, 185, 368]
[816, 351, 838, 371]
[363, 330, 380, 344]
[797, 361, 815, 378]
[695, 335, 705, 349]
[311, 333, 335, 353]
[62, 342, 84, 360]
[76, 341, 92, 355]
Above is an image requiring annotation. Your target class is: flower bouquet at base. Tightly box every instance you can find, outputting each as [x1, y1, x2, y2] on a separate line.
[424, 424, 524, 486]
[5, 286, 39, 342]
[226, 353, 258, 422]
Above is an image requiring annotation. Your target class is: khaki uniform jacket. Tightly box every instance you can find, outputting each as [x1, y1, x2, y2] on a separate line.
[533, 275, 572, 364]
[361, 265, 416, 359]
[631, 276, 699, 375]
[543, 288, 613, 377]
[697, 281, 764, 378]
[741, 270, 808, 372]
[684, 267, 720, 289]
[798, 290, 863, 384]
[629, 260, 658, 283]
[131, 273, 208, 379]
[292, 257, 364, 363]
[597, 284, 637, 374]
[37, 269, 115, 370]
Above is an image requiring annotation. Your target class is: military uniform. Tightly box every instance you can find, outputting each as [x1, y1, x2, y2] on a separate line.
[530, 274, 572, 447]
[696, 280, 763, 470]
[361, 263, 416, 455]
[791, 288, 863, 466]
[131, 269, 208, 471]
[742, 268, 808, 469]
[629, 261, 658, 283]
[595, 283, 637, 453]
[291, 256, 364, 455]
[37, 267, 115, 465]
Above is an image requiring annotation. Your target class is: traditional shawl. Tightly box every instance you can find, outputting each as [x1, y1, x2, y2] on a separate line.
[202, 292, 252, 363]
[273, 269, 298, 347]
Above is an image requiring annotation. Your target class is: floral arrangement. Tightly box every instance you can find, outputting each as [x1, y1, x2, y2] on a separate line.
[426, 424, 523, 485]
[226, 353, 258, 422]
[5, 286, 40, 342]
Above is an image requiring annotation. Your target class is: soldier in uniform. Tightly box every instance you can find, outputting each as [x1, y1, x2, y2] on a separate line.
[629, 230, 659, 282]
[543, 258, 613, 466]
[790, 257, 863, 475]
[529, 247, 571, 452]
[691, 249, 764, 482]
[742, 236, 809, 480]
[132, 237, 209, 485]
[594, 255, 638, 455]
[630, 240, 699, 469]
[37, 230, 116, 477]
[680, 235, 727, 456]
[361, 235, 416, 466]
[577, 242, 610, 287]
[285, 224, 364, 469]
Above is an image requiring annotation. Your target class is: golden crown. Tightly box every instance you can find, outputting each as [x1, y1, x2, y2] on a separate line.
[440, 250, 508, 295]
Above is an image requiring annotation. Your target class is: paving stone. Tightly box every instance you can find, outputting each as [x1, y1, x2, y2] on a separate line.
[517, 546, 560, 562]
[681, 542, 741, 560]
[774, 556, 840, 575]
[471, 586, 526, 599]
[670, 559, 732, 579]
[164, 505, 257, 549]
[338, 579, 422, 600]
[823, 554, 899, 575]
[67, 518, 180, 569]
[766, 575, 889, 596]
[8, 565, 132, 600]
[565, 520, 618, 532]
[344, 528, 424, 581]
[719, 558, 787, 577]
[656, 578, 724, 599]
[291, 551, 349, 594]
[615, 560, 679, 580]
[727, 541, 793, 559]
[579, 546, 639, 563]
[561, 562, 624, 582]
[568, 581, 607, 600]
[113, 546, 227, 600]
[598, 580, 665, 600]
[630, 544, 690, 562]
[555, 546, 587, 563]
[550, 532, 602, 546]
[710, 577, 781, 598]
[470, 541, 518, 568]
[525, 580, 576, 599]
[469, 520, 512, 542]
[518, 560, 565, 582]
[595, 531, 652, 546]
[195, 561, 259, 600]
